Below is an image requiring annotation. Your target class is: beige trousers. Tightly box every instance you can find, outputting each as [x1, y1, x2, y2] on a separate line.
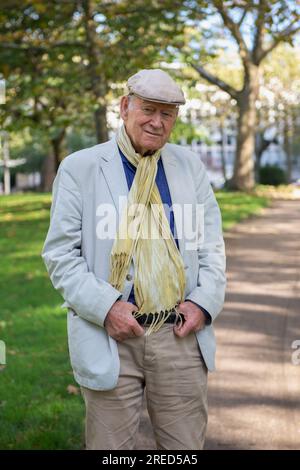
[81, 323, 208, 450]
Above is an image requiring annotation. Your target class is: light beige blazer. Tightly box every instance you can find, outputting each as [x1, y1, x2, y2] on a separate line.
[42, 136, 226, 390]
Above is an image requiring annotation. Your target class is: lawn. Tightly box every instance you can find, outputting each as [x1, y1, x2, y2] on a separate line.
[0, 191, 268, 449]
[215, 190, 269, 230]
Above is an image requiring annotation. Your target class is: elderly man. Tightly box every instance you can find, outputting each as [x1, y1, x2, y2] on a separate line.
[42, 69, 226, 450]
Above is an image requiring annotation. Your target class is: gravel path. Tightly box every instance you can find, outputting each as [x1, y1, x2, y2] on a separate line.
[136, 200, 300, 450]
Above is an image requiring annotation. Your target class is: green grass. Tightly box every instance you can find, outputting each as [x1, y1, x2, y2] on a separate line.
[0, 193, 84, 450]
[0, 190, 268, 449]
[215, 190, 269, 231]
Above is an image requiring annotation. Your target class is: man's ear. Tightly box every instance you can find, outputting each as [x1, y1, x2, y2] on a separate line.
[120, 96, 129, 121]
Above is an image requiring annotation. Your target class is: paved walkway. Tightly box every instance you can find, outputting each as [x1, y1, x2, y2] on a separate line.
[136, 200, 300, 450]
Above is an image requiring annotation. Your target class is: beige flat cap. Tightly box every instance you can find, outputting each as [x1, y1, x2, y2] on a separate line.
[127, 69, 186, 106]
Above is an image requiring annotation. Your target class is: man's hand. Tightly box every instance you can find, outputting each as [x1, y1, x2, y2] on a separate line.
[104, 300, 144, 342]
[174, 301, 206, 338]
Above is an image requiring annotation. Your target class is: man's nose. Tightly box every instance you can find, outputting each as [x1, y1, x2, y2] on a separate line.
[150, 112, 163, 128]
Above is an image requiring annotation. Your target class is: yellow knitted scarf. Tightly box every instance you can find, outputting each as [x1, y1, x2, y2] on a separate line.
[109, 125, 186, 334]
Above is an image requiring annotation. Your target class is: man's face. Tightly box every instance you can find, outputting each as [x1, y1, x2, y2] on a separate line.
[120, 95, 178, 155]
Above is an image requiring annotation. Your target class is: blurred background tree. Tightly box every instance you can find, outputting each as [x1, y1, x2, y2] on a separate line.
[0, 0, 300, 191]
[179, 0, 300, 189]
[260, 44, 300, 183]
[0, 0, 186, 189]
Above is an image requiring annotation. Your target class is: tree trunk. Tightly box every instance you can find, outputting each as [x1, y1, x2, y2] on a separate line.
[255, 132, 263, 183]
[40, 129, 65, 192]
[82, 0, 109, 143]
[2, 133, 11, 195]
[284, 113, 292, 183]
[230, 65, 259, 190]
[40, 152, 56, 192]
[51, 128, 66, 172]
[94, 105, 108, 143]
[220, 120, 227, 184]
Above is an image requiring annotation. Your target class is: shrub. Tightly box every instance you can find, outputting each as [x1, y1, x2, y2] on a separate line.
[259, 164, 287, 186]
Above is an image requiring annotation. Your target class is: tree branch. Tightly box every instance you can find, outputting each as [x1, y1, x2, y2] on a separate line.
[259, 21, 300, 62]
[252, 0, 267, 64]
[192, 63, 239, 101]
[237, 7, 248, 28]
[212, 0, 251, 68]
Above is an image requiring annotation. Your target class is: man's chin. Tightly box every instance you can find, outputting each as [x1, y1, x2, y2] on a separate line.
[142, 138, 164, 151]
[143, 145, 162, 156]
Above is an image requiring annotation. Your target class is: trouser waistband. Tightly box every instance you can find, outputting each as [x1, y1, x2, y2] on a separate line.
[134, 311, 184, 326]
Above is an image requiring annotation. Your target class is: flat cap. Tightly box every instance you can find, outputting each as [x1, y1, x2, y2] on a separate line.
[127, 69, 186, 106]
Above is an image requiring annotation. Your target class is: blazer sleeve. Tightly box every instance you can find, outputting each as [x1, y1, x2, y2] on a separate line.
[185, 161, 226, 322]
[41, 162, 122, 328]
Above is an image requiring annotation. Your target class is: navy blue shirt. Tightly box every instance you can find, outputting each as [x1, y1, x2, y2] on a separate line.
[118, 148, 211, 324]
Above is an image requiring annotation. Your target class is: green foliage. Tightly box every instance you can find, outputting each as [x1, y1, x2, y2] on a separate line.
[65, 130, 97, 154]
[1, 0, 299, 191]
[170, 118, 211, 144]
[259, 164, 287, 186]
[0, 0, 186, 131]
[9, 128, 50, 174]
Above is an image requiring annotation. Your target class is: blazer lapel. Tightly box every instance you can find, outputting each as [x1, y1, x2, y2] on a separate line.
[99, 137, 129, 218]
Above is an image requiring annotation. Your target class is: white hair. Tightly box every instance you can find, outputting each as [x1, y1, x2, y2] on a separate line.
[127, 94, 137, 109]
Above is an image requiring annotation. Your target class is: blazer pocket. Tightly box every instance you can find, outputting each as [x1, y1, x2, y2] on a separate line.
[67, 310, 119, 385]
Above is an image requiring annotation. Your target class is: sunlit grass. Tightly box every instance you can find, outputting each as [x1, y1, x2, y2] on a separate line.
[0, 193, 84, 450]
[216, 191, 269, 231]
